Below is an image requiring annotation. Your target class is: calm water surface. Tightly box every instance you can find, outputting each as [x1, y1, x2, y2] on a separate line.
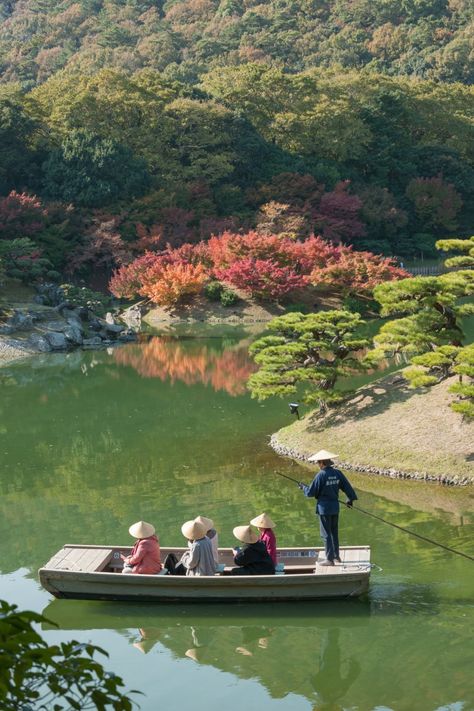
[0, 332, 473, 711]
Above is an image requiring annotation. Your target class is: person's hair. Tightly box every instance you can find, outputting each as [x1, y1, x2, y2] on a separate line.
[318, 459, 333, 467]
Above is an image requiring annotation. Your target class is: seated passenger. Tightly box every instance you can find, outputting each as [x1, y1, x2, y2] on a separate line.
[194, 515, 219, 565]
[173, 519, 216, 576]
[250, 512, 277, 566]
[121, 521, 162, 574]
[231, 525, 275, 576]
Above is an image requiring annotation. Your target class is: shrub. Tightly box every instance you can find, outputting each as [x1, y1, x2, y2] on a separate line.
[109, 252, 161, 299]
[285, 302, 311, 314]
[0, 238, 59, 283]
[140, 260, 208, 306]
[342, 294, 380, 315]
[60, 283, 111, 311]
[310, 248, 408, 296]
[204, 280, 224, 301]
[0, 192, 47, 240]
[0, 600, 135, 711]
[220, 288, 239, 306]
[216, 257, 306, 301]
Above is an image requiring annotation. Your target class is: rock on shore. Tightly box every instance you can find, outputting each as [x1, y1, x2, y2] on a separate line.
[0, 288, 137, 366]
[270, 434, 474, 487]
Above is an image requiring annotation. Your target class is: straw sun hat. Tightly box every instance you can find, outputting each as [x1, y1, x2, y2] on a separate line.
[308, 449, 339, 462]
[182, 519, 207, 540]
[129, 521, 155, 539]
[194, 515, 214, 531]
[233, 525, 259, 545]
[250, 513, 276, 529]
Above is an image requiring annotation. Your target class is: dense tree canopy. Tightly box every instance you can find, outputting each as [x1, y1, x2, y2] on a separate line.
[0, 0, 472, 87]
[0, 65, 472, 270]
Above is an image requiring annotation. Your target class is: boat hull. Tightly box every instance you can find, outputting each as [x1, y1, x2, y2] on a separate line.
[39, 545, 371, 602]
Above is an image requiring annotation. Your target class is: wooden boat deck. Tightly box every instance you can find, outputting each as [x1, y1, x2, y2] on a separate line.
[42, 544, 371, 576]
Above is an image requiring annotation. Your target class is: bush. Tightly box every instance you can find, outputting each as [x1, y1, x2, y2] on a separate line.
[284, 302, 310, 314]
[60, 283, 111, 312]
[140, 260, 208, 306]
[342, 294, 380, 315]
[220, 288, 239, 306]
[216, 257, 306, 301]
[0, 238, 59, 284]
[204, 280, 224, 301]
[0, 600, 135, 711]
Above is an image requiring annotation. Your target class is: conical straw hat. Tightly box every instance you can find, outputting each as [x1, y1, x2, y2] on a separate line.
[129, 521, 155, 539]
[233, 525, 259, 544]
[250, 513, 276, 529]
[182, 519, 207, 540]
[308, 449, 339, 462]
[194, 515, 214, 531]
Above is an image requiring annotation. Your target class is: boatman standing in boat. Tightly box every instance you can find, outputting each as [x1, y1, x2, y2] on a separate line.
[298, 449, 357, 566]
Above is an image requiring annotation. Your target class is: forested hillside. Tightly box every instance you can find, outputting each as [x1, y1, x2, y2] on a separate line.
[0, 0, 472, 87]
[0, 1, 473, 295]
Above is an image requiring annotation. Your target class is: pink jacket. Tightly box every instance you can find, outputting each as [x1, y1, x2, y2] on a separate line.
[260, 528, 277, 565]
[125, 535, 162, 574]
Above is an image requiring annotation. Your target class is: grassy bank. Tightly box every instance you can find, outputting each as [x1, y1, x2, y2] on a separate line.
[272, 375, 474, 484]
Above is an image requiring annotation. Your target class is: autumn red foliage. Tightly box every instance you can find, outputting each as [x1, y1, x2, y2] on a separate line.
[109, 252, 160, 298]
[310, 247, 409, 293]
[312, 182, 366, 243]
[0, 191, 47, 240]
[109, 230, 407, 305]
[215, 257, 306, 300]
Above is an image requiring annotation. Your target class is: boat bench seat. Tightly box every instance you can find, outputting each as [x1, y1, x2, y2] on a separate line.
[108, 552, 168, 575]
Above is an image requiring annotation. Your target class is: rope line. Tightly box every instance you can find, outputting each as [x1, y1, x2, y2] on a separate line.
[273, 470, 474, 563]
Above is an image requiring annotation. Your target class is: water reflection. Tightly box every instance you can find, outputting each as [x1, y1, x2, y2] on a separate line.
[310, 628, 360, 711]
[113, 336, 256, 396]
[41, 599, 473, 711]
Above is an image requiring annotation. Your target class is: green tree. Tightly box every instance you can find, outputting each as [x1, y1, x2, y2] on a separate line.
[0, 238, 58, 283]
[0, 90, 41, 194]
[0, 600, 136, 710]
[371, 271, 474, 364]
[384, 237, 474, 417]
[42, 129, 150, 207]
[436, 236, 474, 268]
[248, 311, 368, 409]
[450, 344, 474, 419]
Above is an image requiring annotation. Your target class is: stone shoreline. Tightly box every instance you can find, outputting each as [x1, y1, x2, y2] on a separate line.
[269, 434, 474, 487]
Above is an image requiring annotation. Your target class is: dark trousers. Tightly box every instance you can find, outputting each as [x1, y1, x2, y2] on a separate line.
[318, 514, 339, 561]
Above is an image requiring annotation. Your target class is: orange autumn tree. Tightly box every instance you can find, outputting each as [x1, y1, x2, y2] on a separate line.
[140, 260, 208, 306]
[309, 247, 408, 296]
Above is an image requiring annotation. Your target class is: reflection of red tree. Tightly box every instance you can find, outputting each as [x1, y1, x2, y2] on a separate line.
[113, 338, 256, 396]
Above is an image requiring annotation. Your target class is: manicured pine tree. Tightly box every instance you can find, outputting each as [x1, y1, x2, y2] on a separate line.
[371, 237, 474, 417]
[371, 271, 474, 361]
[248, 311, 368, 410]
[436, 236, 474, 268]
[450, 344, 474, 419]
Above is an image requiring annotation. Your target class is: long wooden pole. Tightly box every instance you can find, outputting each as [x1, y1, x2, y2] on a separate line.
[273, 470, 474, 562]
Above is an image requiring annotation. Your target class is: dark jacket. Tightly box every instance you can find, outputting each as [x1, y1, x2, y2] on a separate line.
[302, 465, 357, 515]
[232, 541, 275, 575]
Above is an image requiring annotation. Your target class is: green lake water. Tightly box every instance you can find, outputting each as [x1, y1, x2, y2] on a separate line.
[0, 332, 473, 711]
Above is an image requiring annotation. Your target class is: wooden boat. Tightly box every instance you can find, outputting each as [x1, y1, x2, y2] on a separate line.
[39, 544, 371, 602]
